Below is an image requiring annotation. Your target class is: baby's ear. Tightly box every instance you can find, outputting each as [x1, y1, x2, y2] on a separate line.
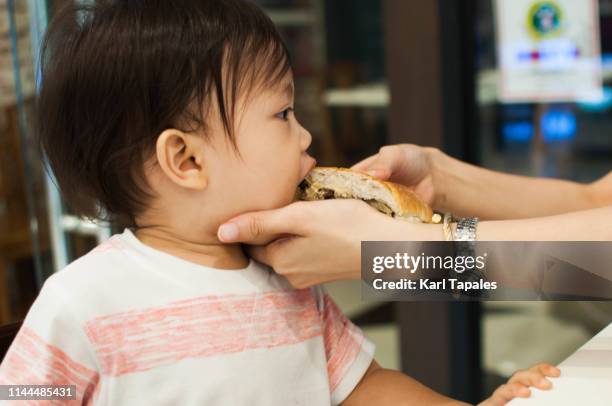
[155, 129, 208, 190]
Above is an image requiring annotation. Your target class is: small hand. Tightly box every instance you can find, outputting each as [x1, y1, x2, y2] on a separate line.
[478, 363, 561, 406]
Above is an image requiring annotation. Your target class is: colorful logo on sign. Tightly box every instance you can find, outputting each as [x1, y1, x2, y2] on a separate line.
[527, 1, 563, 39]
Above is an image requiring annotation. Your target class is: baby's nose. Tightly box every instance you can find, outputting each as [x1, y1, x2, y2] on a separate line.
[300, 126, 312, 150]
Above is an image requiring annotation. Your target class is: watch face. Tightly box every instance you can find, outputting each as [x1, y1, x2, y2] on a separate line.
[455, 218, 478, 241]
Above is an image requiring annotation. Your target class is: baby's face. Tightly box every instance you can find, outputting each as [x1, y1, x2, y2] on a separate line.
[202, 74, 316, 220]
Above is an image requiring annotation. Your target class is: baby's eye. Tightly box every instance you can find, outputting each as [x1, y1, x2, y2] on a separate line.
[276, 107, 294, 121]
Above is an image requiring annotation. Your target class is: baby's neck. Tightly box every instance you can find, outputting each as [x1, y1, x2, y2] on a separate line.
[133, 226, 250, 270]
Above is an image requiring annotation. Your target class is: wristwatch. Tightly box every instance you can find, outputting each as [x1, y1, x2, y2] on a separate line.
[454, 217, 478, 241]
[450, 217, 487, 298]
[453, 217, 478, 274]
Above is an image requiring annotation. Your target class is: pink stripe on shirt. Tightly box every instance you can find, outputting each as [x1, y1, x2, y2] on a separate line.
[322, 293, 364, 392]
[0, 326, 99, 405]
[84, 289, 322, 376]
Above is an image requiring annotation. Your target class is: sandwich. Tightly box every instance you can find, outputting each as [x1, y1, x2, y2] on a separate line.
[297, 167, 433, 223]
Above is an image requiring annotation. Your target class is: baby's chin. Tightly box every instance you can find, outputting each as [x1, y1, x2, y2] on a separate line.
[250, 178, 303, 210]
[245, 190, 300, 213]
[292, 187, 301, 203]
[278, 186, 302, 207]
[274, 177, 304, 206]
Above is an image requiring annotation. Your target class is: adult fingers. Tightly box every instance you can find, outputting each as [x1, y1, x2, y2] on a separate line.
[351, 154, 380, 171]
[246, 242, 273, 265]
[350, 153, 392, 180]
[217, 203, 308, 245]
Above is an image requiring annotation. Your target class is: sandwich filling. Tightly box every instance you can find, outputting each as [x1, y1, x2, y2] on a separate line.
[298, 178, 396, 217]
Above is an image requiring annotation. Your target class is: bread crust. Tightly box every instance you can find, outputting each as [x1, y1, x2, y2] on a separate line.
[301, 166, 433, 223]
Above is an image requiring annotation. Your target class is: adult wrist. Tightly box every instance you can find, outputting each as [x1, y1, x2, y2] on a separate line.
[427, 147, 452, 211]
[391, 220, 445, 241]
[586, 174, 612, 208]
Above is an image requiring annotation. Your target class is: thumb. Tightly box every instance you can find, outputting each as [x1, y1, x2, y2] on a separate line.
[217, 204, 306, 245]
[363, 167, 391, 180]
[351, 155, 391, 180]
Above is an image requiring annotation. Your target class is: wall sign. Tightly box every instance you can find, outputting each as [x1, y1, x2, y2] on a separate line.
[495, 0, 602, 102]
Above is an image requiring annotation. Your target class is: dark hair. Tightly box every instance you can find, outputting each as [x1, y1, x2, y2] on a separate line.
[36, 0, 291, 226]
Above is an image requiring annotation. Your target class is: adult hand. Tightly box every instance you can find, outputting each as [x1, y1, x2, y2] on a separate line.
[217, 199, 409, 288]
[351, 144, 441, 207]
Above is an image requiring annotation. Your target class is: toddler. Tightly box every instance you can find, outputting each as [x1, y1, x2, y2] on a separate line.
[0, 0, 558, 404]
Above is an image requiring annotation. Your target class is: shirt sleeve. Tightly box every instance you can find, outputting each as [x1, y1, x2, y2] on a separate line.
[0, 274, 100, 405]
[314, 285, 376, 405]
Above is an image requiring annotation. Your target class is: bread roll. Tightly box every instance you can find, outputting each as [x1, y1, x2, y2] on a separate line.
[297, 167, 433, 223]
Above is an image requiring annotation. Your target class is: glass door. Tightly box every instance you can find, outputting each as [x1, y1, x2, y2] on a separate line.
[1, 0, 50, 325]
[474, 0, 612, 394]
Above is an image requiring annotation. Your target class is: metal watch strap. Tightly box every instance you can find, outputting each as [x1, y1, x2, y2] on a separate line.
[452, 217, 478, 275]
[450, 217, 487, 298]
[454, 217, 479, 241]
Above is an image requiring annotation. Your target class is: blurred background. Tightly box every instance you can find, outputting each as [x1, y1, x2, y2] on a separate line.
[1, 0, 611, 404]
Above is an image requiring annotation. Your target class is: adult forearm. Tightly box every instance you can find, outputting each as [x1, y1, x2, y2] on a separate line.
[401, 206, 612, 241]
[430, 149, 604, 220]
[477, 206, 612, 241]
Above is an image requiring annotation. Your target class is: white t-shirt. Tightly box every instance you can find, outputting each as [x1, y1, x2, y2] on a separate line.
[0, 228, 375, 405]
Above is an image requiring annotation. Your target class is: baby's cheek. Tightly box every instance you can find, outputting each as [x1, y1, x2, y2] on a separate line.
[253, 178, 294, 209]
[271, 183, 294, 206]
[277, 178, 300, 207]
[250, 158, 301, 208]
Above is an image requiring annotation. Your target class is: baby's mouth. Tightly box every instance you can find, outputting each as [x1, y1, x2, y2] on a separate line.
[300, 156, 317, 181]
